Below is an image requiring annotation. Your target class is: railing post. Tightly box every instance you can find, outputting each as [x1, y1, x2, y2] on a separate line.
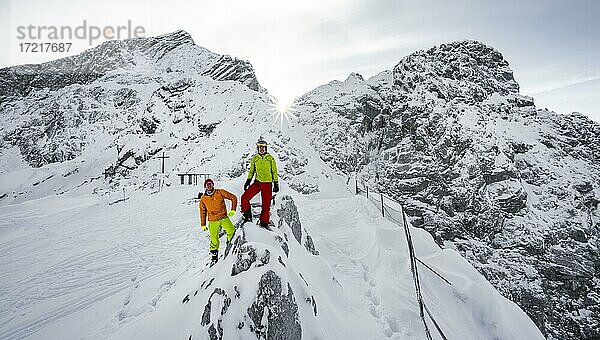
[366, 186, 369, 198]
[355, 179, 358, 195]
[381, 193, 384, 217]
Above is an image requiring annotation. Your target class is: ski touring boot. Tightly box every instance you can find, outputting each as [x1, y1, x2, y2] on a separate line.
[258, 220, 274, 231]
[242, 210, 252, 223]
[209, 250, 218, 267]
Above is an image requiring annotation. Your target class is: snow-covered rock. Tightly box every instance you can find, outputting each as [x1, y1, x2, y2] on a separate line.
[188, 196, 329, 340]
[296, 40, 600, 339]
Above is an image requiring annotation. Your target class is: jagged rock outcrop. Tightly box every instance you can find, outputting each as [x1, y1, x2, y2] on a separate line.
[277, 195, 319, 256]
[297, 40, 600, 340]
[246, 270, 302, 340]
[192, 196, 324, 340]
[200, 55, 266, 93]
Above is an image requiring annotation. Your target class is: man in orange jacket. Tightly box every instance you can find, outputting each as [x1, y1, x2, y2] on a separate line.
[198, 178, 237, 265]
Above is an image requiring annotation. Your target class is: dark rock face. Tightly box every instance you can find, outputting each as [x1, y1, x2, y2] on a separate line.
[201, 55, 266, 93]
[197, 123, 219, 137]
[486, 181, 528, 214]
[113, 88, 140, 109]
[537, 112, 600, 164]
[277, 195, 303, 243]
[275, 235, 290, 257]
[247, 270, 302, 340]
[231, 244, 270, 276]
[276, 195, 319, 256]
[139, 116, 158, 134]
[108, 143, 163, 177]
[303, 234, 319, 256]
[200, 288, 231, 340]
[297, 40, 600, 339]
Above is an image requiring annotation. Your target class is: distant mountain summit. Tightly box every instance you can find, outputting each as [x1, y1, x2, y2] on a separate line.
[393, 40, 520, 99]
[0, 30, 265, 103]
[297, 40, 600, 339]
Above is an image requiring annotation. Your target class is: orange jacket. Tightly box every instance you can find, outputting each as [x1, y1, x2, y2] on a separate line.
[199, 188, 237, 226]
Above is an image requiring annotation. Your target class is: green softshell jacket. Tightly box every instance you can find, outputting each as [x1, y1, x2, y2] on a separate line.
[247, 153, 278, 183]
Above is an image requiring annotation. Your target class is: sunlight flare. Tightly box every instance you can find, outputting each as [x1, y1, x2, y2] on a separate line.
[268, 95, 298, 128]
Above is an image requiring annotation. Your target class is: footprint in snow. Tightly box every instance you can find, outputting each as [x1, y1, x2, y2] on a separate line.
[369, 305, 381, 319]
[370, 293, 380, 306]
[384, 316, 400, 333]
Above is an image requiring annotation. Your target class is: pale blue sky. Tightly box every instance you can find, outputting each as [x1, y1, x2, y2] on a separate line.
[1, 0, 599, 121]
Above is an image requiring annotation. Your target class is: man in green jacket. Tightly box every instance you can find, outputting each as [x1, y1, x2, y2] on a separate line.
[241, 139, 279, 228]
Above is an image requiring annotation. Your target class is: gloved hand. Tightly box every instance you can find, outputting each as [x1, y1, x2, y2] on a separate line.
[201, 224, 208, 232]
[244, 179, 252, 191]
[273, 182, 279, 193]
[228, 210, 235, 217]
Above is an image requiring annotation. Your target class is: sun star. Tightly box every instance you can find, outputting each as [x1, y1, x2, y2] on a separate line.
[268, 96, 298, 128]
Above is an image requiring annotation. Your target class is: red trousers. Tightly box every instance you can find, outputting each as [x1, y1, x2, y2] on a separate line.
[241, 181, 272, 224]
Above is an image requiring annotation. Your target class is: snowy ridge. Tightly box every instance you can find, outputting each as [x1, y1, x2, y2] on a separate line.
[0, 30, 264, 104]
[0, 32, 553, 339]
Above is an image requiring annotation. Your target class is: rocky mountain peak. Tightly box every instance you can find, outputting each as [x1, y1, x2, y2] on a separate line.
[0, 30, 265, 104]
[97, 29, 196, 62]
[142, 29, 195, 47]
[345, 72, 365, 82]
[393, 40, 520, 101]
[296, 39, 600, 339]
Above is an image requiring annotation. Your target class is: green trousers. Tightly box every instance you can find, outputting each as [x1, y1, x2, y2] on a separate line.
[209, 217, 236, 251]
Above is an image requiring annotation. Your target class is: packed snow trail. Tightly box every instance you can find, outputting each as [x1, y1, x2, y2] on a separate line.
[296, 192, 544, 340]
